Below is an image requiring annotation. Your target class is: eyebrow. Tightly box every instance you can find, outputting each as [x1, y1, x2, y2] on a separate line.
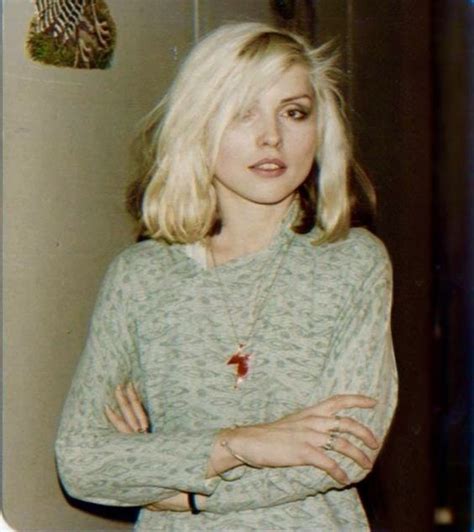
[280, 93, 314, 104]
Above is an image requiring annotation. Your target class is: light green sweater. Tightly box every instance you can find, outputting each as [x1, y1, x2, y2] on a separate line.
[56, 222, 397, 531]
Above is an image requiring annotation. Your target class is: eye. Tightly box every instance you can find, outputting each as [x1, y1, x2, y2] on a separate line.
[283, 106, 310, 120]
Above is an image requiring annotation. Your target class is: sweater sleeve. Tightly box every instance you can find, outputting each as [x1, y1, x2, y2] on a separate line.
[55, 253, 220, 507]
[204, 244, 398, 514]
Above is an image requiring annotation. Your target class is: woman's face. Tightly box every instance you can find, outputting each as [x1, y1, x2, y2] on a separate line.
[213, 63, 318, 209]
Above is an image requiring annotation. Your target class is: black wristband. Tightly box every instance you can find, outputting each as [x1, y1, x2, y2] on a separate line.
[187, 492, 201, 515]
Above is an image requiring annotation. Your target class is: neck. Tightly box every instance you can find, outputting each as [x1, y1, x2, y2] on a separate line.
[209, 192, 295, 264]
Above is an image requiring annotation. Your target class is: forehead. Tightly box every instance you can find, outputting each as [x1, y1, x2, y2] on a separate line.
[233, 63, 313, 114]
[259, 64, 313, 102]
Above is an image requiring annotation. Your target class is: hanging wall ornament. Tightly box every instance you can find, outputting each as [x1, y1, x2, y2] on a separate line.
[26, 0, 116, 69]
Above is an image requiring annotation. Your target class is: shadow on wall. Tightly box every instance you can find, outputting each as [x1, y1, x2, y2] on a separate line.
[60, 484, 139, 524]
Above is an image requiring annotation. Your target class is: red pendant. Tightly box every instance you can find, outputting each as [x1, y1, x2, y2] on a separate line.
[227, 344, 252, 388]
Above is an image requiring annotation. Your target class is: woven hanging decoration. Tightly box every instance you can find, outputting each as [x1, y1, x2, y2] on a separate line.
[26, 0, 116, 69]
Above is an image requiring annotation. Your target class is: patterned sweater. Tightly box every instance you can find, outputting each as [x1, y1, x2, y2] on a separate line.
[55, 222, 398, 531]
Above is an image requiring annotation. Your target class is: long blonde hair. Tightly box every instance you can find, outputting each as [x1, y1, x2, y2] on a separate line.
[127, 22, 375, 243]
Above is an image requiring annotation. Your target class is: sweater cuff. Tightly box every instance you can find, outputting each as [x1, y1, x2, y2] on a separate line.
[178, 428, 222, 495]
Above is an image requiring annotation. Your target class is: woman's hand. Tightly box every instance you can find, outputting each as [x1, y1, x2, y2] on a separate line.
[104, 383, 149, 434]
[145, 493, 190, 512]
[211, 394, 379, 485]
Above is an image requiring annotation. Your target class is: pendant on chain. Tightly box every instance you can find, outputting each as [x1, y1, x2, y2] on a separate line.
[227, 343, 252, 389]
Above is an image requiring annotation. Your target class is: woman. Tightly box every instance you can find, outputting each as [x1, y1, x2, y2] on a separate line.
[56, 22, 398, 530]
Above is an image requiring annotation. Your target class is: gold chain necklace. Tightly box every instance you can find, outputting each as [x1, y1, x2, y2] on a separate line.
[208, 232, 295, 389]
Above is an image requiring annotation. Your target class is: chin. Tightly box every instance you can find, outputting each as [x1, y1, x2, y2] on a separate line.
[243, 191, 297, 206]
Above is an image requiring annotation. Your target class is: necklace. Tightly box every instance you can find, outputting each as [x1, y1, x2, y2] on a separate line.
[208, 230, 295, 389]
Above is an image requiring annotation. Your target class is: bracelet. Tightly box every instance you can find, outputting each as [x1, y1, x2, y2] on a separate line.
[220, 438, 262, 469]
[187, 492, 201, 515]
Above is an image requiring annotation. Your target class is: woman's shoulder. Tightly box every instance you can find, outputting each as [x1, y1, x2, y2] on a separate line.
[114, 238, 168, 262]
[309, 227, 392, 283]
[338, 227, 390, 263]
[104, 239, 180, 281]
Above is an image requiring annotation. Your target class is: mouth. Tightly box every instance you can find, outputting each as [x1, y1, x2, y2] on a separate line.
[249, 158, 287, 177]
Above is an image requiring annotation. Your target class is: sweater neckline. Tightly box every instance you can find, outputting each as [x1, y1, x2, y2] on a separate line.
[181, 202, 300, 271]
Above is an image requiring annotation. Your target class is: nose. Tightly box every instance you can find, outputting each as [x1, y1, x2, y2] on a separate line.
[256, 114, 282, 148]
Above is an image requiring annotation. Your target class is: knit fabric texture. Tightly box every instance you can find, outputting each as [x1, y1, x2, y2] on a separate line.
[56, 222, 398, 531]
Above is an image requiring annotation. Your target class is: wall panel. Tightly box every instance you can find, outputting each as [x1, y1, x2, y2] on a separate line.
[3, 1, 193, 529]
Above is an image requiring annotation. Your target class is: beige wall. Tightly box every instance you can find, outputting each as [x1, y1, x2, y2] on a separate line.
[3, 1, 193, 529]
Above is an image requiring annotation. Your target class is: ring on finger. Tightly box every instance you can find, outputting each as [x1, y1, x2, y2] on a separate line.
[331, 414, 342, 433]
[322, 432, 338, 451]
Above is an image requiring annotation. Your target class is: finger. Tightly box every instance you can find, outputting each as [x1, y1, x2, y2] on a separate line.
[145, 503, 161, 511]
[114, 384, 141, 432]
[305, 445, 349, 484]
[321, 433, 373, 470]
[335, 416, 379, 449]
[315, 394, 377, 416]
[309, 415, 379, 449]
[104, 404, 133, 433]
[125, 382, 149, 432]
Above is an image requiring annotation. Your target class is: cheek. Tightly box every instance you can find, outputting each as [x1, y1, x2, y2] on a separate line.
[215, 132, 247, 167]
[286, 131, 317, 183]
[291, 132, 317, 163]
[285, 121, 317, 151]
[220, 128, 249, 152]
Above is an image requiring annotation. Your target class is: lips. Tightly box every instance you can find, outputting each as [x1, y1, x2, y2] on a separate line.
[249, 158, 287, 177]
[250, 158, 286, 170]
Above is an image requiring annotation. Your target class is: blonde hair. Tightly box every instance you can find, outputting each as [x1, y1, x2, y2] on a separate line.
[127, 22, 375, 243]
